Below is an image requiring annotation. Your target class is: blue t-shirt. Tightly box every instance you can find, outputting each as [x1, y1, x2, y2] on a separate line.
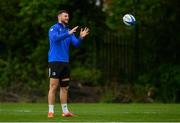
[48, 23, 82, 62]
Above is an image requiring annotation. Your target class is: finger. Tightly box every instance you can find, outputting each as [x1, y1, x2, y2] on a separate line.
[85, 27, 89, 32]
[84, 27, 87, 31]
[86, 28, 89, 32]
[86, 31, 89, 35]
[73, 26, 79, 30]
[84, 28, 89, 33]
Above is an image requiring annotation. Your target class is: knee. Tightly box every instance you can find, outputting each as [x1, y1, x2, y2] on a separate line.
[61, 86, 69, 91]
[49, 83, 58, 92]
[60, 87, 69, 94]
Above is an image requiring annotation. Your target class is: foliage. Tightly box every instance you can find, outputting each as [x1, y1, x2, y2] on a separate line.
[105, 0, 180, 102]
[71, 67, 101, 86]
[0, 0, 105, 99]
[106, 0, 180, 65]
[138, 64, 180, 102]
[0, 0, 180, 102]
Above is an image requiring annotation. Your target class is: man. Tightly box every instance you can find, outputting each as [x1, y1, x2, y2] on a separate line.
[48, 10, 89, 118]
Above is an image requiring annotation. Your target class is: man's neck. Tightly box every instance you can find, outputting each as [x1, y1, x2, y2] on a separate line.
[58, 21, 66, 27]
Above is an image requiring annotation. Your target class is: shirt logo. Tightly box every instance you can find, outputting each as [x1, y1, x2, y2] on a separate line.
[52, 72, 56, 76]
[50, 28, 53, 31]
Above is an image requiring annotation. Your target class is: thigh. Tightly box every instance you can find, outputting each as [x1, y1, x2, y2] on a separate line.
[49, 78, 59, 88]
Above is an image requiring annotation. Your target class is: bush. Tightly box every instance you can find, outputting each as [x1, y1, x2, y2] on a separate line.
[71, 67, 101, 86]
[138, 64, 180, 102]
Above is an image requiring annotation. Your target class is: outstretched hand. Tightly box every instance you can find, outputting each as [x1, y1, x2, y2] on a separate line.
[69, 26, 79, 35]
[80, 27, 89, 39]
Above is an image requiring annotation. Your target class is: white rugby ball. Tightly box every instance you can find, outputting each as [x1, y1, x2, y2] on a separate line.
[123, 14, 136, 26]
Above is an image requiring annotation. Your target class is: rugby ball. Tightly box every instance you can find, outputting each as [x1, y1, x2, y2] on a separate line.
[123, 14, 136, 26]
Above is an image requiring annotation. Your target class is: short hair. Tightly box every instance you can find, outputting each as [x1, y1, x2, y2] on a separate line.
[57, 10, 69, 16]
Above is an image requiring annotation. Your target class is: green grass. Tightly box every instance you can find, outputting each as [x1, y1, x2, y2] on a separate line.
[0, 103, 180, 122]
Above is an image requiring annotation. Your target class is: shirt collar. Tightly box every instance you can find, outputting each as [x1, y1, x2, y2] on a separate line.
[58, 22, 69, 28]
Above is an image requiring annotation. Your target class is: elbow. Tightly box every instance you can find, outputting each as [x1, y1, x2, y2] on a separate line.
[74, 42, 80, 47]
[74, 44, 79, 48]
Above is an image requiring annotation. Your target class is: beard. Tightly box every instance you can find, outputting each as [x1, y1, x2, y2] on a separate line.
[61, 19, 69, 25]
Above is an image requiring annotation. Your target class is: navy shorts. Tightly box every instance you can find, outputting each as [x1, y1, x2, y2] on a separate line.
[48, 62, 70, 86]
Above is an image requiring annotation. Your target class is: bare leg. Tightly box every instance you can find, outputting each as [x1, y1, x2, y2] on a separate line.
[60, 87, 68, 104]
[48, 78, 59, 105]
[60, 78, 70, 113]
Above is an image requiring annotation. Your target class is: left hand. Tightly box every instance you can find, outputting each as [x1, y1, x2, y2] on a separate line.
[80, 27, 89, 39]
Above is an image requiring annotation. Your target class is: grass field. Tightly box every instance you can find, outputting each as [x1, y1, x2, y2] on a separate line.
[0, 103, 180, 122]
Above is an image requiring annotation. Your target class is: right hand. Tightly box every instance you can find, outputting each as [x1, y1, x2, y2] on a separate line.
[69, 26, 79, 35]
[80, 27, 89, 39]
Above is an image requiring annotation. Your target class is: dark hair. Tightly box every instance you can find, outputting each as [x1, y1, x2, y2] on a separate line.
[57, 10, 69, 16]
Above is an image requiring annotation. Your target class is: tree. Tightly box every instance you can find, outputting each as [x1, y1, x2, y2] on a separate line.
[105, 0, 180, 102]
[0, 0, 106, 101]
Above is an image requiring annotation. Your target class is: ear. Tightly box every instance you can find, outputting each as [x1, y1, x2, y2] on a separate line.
[58, 15, 61, 20]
